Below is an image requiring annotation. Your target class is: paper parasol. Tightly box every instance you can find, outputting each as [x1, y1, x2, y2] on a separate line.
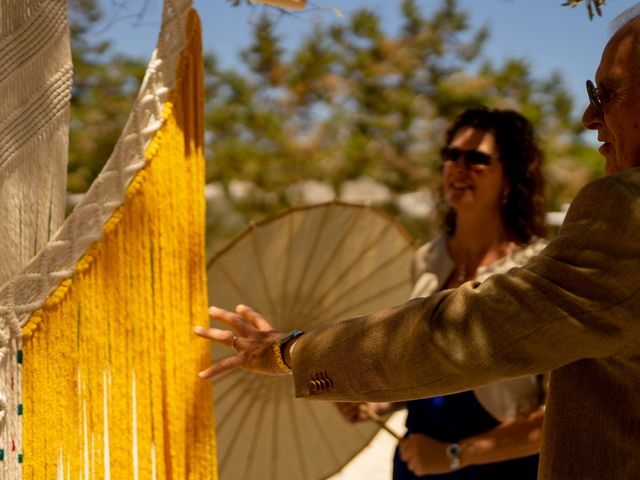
[207, 201, 415, 480]
[251, 0, 307, 10]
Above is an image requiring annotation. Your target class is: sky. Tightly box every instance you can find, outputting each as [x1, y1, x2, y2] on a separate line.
[94, 0, 640, 140]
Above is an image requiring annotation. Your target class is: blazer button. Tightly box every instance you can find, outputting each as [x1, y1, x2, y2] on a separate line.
[309, 372, 334, 394]
[319, 372, 333, 390]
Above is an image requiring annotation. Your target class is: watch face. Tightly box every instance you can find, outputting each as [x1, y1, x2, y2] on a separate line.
[446, 443, 461, 458]
[446, 443, 462, 470]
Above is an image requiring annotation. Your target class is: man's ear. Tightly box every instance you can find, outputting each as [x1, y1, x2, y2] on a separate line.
[251, 0, 307, 10]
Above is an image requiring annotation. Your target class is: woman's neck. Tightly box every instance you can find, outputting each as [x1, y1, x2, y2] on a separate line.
[448, 210, 518, 269]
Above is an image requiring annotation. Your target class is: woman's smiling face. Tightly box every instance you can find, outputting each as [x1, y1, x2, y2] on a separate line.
[442, 127, 507, 215]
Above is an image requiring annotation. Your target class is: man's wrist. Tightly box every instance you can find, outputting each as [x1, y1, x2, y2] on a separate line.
[282, 335, 299, 368]
[273, 330, 304, 374]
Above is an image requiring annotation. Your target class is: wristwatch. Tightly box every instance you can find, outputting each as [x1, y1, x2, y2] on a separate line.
[445, 442, 462, 471]
[272, 330, 304, 374]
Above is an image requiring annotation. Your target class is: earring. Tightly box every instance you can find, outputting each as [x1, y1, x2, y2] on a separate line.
[502, 189, 509, 206]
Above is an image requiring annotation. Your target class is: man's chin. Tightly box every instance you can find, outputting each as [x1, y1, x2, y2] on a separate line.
[605, 160, 619, 175]
[599, 144, 619, 174]
[605, 159, 631, 175]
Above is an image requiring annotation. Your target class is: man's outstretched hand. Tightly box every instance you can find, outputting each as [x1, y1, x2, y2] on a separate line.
[195, 305, 288, 378]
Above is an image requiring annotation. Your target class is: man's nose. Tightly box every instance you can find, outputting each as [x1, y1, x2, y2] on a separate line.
[582, 102, 602, 131]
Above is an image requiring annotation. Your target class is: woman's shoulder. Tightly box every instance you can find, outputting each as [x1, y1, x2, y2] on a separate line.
[476, 236, 547, 280]
[410, 235, 453, 297]
[412, 236, 453, 278]
[511, 236, 548, 264]
[413, 235, 449, 265]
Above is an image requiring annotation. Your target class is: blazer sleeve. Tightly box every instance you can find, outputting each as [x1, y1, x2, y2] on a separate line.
[291, 171, 640, 401]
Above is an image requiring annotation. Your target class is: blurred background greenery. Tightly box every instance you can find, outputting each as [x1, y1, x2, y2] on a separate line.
[67, 0, 605, 255]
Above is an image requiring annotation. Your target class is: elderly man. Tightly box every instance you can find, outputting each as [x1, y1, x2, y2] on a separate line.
[196, 8, 640, 480]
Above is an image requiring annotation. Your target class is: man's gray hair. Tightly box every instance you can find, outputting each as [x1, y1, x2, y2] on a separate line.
[610, 2, 640, 34]
[609, 2, 640, 73]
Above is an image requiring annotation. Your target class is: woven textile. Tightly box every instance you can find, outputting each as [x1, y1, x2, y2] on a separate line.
[0, 1, 217, 478]
[0, 0, 71, 287]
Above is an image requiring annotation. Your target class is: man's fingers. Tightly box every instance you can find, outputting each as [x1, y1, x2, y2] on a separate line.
[194, 326, 238, 348]
[236, 304, 272, 331]
[198, 355, 244, 379]
[207, 304, 273, 334]
[197, 305, 285, 376]
[208, 306, 250, 335]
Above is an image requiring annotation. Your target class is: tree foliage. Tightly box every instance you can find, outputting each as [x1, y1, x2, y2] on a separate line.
[229, 0, 608, 19]
[67, 0, 146, 193]
[205, 0, 600, 246]
[561, 0, 607, 20]
[67, 0, 603, 251]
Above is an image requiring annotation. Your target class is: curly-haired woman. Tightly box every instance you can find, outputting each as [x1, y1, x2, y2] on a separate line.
[338, 106, 548, 479]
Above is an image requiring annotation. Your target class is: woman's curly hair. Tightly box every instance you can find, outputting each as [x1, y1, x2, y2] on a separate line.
[441, 106, 547, 241]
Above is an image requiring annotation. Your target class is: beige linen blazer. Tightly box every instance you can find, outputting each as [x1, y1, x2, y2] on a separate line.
[412, 235, 548, 421]
[292, 168, 640, 480]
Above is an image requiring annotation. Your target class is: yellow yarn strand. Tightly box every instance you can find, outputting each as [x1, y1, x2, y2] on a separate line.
[20, 10, 216, 480]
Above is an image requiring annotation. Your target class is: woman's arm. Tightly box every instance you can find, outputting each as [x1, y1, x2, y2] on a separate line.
[399, 408, 544, 476]
[459, 407, 544, 466]
[335, 401, 406, 423]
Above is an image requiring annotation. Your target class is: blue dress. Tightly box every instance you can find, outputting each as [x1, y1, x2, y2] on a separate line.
[392, 391, 539, 479]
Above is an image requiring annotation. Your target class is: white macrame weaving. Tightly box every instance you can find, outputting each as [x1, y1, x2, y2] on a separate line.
[0, 0, 198, 477]
[0, 0, 71, 287]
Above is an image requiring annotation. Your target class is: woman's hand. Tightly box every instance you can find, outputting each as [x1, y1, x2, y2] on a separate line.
[194, 304, 287, 378]
[334, 402, 366, 422]
[335, 402, 402, 423]
[399, 433, 452, 476]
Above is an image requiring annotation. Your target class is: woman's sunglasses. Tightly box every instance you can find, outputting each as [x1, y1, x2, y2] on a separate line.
[440, 147, 497, 168]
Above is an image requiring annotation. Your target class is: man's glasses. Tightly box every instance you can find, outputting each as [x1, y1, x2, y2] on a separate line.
[586, 80, 603, 114]
[441, 147, 496, 168]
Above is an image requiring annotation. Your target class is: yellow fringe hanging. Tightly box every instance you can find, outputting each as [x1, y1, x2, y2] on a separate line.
[20, 10, 217, 480]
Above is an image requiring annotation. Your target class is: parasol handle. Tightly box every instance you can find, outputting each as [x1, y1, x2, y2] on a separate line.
[359, 404, 402, 440]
